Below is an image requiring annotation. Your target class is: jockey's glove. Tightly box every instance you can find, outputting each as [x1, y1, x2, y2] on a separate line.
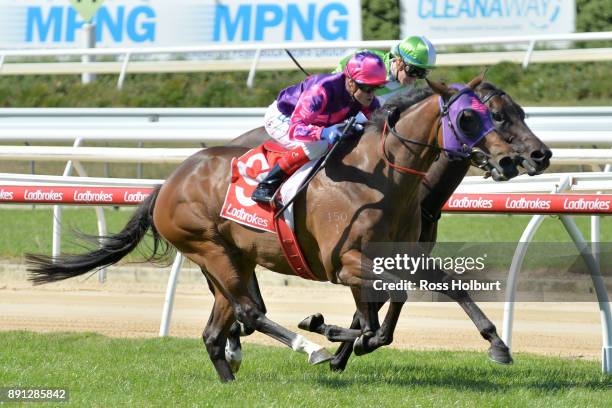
[321, 123, 345, 144]
[354, 111, 368, 124]
[322, 116, 367, 144]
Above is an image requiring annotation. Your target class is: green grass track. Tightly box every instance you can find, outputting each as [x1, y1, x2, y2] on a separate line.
[1, 332, 611, 407]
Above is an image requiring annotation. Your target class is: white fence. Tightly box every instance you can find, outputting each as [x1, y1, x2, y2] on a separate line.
[1, 32, 611, 88]
[1, 107, 611, 147]
[2, 146, 612, 167]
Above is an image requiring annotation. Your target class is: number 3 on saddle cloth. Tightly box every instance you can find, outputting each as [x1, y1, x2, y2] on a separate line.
[220, 141, 322, 281]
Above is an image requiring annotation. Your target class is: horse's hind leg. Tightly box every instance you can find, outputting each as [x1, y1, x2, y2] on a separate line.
[225, 320, 242, 373]
[204, 273, 243, 374]
[196, 243, 333, 367]
[202, 290, 237, 382]
[233, 272, 267, 336]
[219, 272, 266, 373]
[206, 271, 264, 374]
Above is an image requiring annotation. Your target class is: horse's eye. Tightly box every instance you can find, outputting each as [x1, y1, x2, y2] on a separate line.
[458, 110, 482, 139]
[492, 111, 505, 123]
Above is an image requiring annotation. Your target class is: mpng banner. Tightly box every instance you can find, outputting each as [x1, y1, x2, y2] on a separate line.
[0, 0, 362, 49]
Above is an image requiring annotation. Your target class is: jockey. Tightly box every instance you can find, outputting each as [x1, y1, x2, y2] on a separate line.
[251, 51, 388, 205]
[333, 36, 437, 104]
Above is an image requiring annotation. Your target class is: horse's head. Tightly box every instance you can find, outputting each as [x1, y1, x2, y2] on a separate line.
[475, 81, 552, 175]
[425, 76, 519, 181]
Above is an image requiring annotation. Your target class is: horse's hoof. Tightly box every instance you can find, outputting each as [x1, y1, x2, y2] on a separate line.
[309, 348, 333, 365]
[353, 335, 369, 356]
[218, 373, 236, 383]
[488, 346, 513, 365]
[329, 358, 346, 373]
[298, 313, 324, 332]
[228, 358, 241, 374]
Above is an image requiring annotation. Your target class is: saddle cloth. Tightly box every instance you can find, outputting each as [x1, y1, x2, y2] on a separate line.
[220, 141, 317, 233]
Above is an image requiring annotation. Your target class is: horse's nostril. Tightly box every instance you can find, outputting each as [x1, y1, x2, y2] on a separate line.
[544, 149, 553, 160]
[531, 149, 553, 162]
[527, 149, 552, 172]
[499, 156, 519, 179]
[530, 150, 545, 162]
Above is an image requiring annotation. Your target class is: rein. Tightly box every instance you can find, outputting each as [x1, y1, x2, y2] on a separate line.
[380, 120, 434, 177]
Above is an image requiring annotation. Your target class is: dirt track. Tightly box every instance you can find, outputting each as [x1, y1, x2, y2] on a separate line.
[0, 262, 604, 360]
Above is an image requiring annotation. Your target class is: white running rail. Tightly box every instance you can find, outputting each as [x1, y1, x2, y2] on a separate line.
[1, 32, 611, 88]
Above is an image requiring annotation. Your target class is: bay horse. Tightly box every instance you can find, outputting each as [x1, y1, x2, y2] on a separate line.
[27, 77, 517, 382]
[223, 80, 552, 372]
[304, 81, 553, 371]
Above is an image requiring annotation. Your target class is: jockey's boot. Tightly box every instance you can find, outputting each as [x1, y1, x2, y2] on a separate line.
[251, 163, 288, 204]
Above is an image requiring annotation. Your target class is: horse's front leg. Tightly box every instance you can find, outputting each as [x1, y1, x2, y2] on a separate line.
[430, 268, 513, 364]
[351, 294, 404, 356]
[337, 250, 406, 356]
[298, 312, 363, 342]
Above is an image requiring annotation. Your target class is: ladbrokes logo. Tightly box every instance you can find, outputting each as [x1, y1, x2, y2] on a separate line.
[447, 196, 493, 209]
[0, 189, 14, 200]
[123, 191, 149, 203]
[505, 197, 551, 210]
[24, 189, 63, 201]
[564, 198, 610, 211]
[226, 203, 269, 228]
[73, 191, 114, 203]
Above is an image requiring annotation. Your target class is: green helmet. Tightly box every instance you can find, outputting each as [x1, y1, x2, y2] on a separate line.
[392, 36, 437, 69]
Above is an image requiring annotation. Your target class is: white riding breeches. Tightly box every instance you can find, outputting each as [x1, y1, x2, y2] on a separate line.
[264, 101, 329, 160]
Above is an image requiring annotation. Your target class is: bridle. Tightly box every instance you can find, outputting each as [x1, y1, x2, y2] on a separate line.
[381, 118, 443, 177]
[479, 89, 506, 104]
[381, 87, 488, 177]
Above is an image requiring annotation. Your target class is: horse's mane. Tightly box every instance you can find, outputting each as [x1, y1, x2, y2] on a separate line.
[369, 87, 434, 132]
[477, 81, 501, 93]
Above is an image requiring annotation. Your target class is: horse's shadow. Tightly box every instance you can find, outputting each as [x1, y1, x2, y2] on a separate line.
[312, 358, 610, 392]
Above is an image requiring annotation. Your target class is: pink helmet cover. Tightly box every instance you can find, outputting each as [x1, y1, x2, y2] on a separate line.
[345, 52, 387, 86]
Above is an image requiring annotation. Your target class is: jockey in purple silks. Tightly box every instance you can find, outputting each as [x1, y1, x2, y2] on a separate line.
[251, 51, 388, 205]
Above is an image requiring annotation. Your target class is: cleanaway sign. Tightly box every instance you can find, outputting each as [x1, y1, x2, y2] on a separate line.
[0, 0, 362, 49]
[400, 0, 575, 38]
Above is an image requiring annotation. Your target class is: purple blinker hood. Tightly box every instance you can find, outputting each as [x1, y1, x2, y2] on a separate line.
[438, 84, 495, 160]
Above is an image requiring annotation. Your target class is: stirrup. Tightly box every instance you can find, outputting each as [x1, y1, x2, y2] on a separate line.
[251, 185, 277, 205]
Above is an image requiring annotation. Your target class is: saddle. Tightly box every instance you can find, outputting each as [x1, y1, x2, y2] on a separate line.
[220, 141, 321, 280]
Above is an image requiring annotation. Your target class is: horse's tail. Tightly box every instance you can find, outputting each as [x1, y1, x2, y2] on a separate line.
[27, 185, 168, 285]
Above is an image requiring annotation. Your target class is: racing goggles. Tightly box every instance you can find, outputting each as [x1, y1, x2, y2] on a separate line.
[405, 64, 429, 79]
